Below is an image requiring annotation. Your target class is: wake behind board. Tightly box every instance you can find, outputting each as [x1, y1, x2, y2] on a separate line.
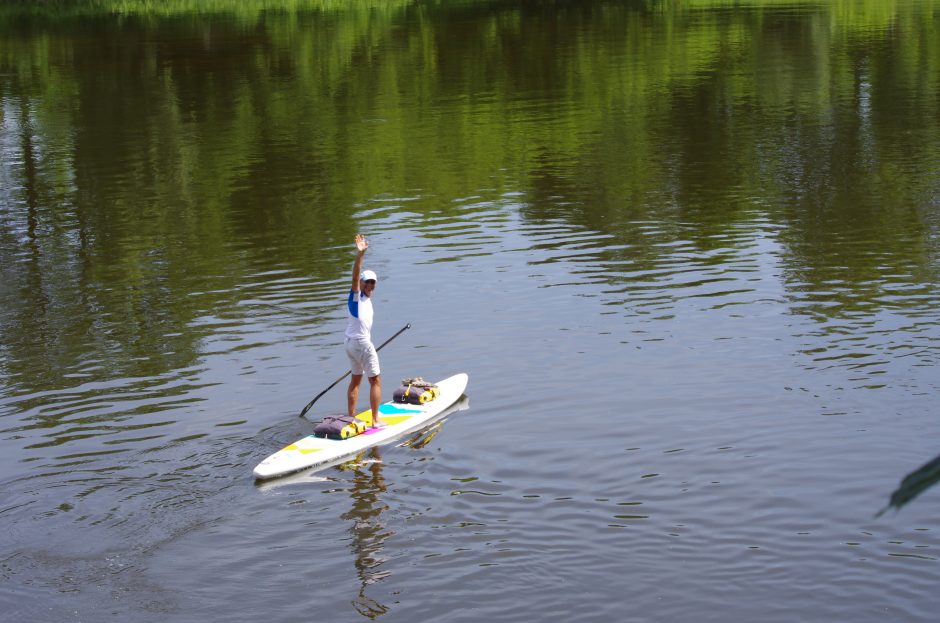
[254, 373, 468, 480]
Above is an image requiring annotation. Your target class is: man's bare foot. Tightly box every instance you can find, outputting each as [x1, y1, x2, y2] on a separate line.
[372, 418, 385, 428]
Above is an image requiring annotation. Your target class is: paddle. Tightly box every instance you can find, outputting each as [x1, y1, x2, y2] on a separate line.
[299, 322, 412, 419]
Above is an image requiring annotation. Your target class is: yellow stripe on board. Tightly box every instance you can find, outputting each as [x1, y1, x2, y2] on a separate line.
[357, 412, 413, 426]
[381, 415, 412, 426]
[283, 443, 322, 455]
[355, 409, 374, 426]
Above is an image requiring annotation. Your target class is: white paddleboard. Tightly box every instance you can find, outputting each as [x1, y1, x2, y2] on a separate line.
[254, 373, 469, 480]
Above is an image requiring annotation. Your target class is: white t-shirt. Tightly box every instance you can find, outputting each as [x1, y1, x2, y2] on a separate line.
[345, 290, 374, 341]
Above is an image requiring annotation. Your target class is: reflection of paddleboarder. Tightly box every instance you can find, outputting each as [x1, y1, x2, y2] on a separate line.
[346, 234, 384, 427]
[342, 447, 390, 617]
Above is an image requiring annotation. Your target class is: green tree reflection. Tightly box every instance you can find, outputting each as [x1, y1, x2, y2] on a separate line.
[1, 0, 937, 396]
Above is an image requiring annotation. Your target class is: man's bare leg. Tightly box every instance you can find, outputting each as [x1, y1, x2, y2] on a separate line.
[368, 374, 383, 427]
[347, 374, 362, 419]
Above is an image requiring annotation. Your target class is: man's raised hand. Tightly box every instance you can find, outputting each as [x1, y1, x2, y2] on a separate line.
[355, 233, 369, 253]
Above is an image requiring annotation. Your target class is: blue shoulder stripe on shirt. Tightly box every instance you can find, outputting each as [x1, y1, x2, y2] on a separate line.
[348, 290, 358, 318]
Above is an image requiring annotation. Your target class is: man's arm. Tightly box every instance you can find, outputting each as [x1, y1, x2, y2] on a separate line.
[351, 234, 368, 292]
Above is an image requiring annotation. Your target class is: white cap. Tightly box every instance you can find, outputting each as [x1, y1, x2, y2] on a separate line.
[360, 269, 378, 282]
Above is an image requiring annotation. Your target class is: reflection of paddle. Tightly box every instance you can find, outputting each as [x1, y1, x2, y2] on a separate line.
[299, 323, 411, 419]
[877, 452, 940, 517]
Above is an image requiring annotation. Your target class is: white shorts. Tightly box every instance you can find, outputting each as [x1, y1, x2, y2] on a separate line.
[345, 338, 380, 378]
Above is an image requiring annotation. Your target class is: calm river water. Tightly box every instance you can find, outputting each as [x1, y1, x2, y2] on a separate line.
[2, 1, 940, 621]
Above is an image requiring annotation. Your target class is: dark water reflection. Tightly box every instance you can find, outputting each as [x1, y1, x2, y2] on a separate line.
[1, 0, 940, 621]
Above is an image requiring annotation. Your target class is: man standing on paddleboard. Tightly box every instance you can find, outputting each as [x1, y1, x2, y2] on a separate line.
[345, 234, 384, 427]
